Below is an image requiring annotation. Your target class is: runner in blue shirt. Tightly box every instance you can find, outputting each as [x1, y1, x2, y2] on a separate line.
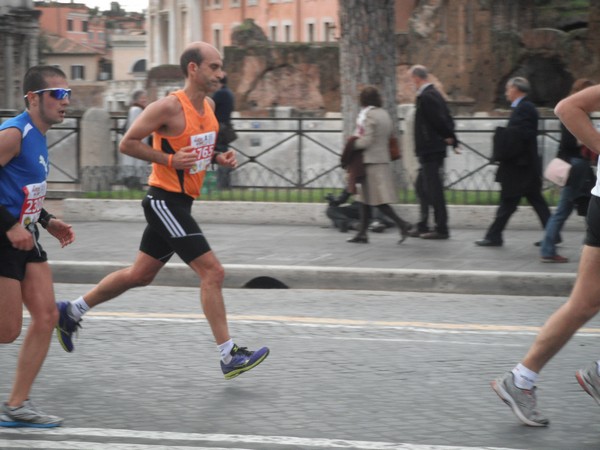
[0, 66, 75, 428]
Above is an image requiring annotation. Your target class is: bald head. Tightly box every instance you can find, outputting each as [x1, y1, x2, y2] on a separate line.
[180, 41, 222, 77]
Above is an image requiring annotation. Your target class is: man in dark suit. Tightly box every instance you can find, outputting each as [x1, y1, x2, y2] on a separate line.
[408, 65, 458, 240]
[476, 77, 551, 246]
[212, 75, 236, 189]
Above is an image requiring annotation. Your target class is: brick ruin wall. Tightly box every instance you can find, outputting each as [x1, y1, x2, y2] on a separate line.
[224, 1, 600, 116]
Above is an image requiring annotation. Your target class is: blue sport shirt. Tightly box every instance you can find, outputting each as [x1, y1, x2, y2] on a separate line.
[0, 111, 49, 225]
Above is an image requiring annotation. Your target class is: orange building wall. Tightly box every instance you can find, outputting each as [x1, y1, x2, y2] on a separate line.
[35, 3, 105, 49]
[37, 4, 88, 41]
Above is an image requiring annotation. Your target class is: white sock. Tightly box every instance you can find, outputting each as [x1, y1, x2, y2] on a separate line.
[512, 363, 538, 390]
[69, 297, 90, 321]
[218, 339, 234, 364]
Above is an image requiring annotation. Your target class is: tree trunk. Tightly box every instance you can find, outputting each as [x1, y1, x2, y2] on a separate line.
[339, 0, 397, 140]
[589, 0, 600, 60]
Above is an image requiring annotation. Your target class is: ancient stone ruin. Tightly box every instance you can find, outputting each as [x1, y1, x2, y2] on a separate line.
[225, 1, 600, 116]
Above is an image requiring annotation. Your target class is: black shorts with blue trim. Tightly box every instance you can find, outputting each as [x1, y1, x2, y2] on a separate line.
[585, 194, 600, 248]
[0, 226, 47, 281]
[140, 186, 211, 264]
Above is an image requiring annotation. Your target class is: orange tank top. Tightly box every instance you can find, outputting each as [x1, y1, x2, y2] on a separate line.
[148, 90, 218, 198]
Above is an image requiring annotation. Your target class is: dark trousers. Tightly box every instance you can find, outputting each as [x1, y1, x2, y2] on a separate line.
[415, 157, 448, 234]
[485, 190, 551, 243]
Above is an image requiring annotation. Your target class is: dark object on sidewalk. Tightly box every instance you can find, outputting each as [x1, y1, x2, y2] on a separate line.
[244, 276, 288, 289]
[325, 190, 395, 233]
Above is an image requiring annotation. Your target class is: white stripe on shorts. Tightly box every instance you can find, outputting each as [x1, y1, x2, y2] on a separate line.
[150, 199, 186, 237]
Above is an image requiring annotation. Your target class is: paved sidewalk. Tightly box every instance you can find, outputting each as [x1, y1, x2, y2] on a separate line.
[44, 215, 583, 296]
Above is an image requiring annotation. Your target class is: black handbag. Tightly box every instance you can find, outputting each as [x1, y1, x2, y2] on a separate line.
[218, 122, 238, 145]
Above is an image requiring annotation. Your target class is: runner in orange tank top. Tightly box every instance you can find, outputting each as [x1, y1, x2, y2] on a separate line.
[55, 42, 269, 384]
[149, 90, 218, 198]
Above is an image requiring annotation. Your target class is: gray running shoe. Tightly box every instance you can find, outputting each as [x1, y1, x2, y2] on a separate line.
[576, 362, 600, 406]
[491, 372, 549, 427]
[0, 400, 63, 428]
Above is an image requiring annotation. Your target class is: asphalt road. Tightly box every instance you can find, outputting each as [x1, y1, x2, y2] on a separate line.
[2, 284, 600, 449]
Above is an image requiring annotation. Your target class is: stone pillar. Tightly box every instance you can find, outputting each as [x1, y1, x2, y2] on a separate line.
[169, 8, 177, 64]
[28, 32, 38, 67]
[191, 0, 202, 42]
[399, 104, 418, 187]
[80, 108, 114, 192]
[5, 33, 14, 110]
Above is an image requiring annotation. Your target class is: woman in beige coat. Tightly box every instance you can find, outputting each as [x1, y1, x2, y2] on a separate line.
[347, 86, 411, 244]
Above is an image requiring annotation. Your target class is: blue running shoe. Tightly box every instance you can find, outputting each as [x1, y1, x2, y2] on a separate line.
[0, 400, 62, 428]
[55, 301, 82, 353]
[221, 344, 269, 380]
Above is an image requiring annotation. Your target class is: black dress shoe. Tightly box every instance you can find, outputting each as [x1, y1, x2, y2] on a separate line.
[475, 238, 502, 247]
[347, 235, 368, 243]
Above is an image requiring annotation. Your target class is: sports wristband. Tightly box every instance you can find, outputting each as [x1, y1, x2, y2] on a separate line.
[0, 205, 18, 233]
[211, 151, 223, 164]
[38, 208, 56, 229]
[167, 154, 174, 167]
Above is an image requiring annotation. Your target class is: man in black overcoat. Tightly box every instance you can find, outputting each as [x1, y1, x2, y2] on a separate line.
[409, 65, 458, 240]
[476, 77, 551, 246]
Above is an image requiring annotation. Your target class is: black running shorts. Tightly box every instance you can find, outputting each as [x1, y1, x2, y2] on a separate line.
[140, 187, 211, 264]
[0, 227, 47, 281]
[585, 195, 600, 248]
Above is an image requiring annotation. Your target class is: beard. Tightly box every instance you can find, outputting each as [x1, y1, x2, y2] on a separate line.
[39, 96, 64, 125]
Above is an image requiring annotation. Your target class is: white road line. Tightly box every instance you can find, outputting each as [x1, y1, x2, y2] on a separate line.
[0, 428, 524, 450]
[27, 310, 600, 337]
[79, 315, 600, 339]
[0, 441, 247, 450]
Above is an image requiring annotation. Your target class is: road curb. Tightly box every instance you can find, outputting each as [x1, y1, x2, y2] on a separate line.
[62, 199, 586, 231]
[51, 261, 575, 297]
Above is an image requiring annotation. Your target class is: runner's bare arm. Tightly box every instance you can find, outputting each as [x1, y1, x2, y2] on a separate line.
[120, 96, 184, 165]
[206, 97, 216, 111]
[46, 218, 75, 248]
[215, 150, 237, 168]
[0, 128, 22, 167]
[0, 127, 33, 250]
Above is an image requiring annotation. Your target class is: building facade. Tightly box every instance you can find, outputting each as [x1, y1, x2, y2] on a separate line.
[146, 0, 341, 67]
[0, 0, 40, 110]
[36, 1, 105, 48]
[34, 1, 148, 111]
[43, 34, 102, 82]
[146, 0, 415, 68]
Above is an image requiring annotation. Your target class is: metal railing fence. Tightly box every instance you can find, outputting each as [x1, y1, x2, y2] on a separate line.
[0, 111, 568, 205]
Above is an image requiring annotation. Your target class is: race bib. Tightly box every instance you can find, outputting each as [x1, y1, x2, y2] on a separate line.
[189, 132, 216, 175]
[20, 181, 47, 227]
